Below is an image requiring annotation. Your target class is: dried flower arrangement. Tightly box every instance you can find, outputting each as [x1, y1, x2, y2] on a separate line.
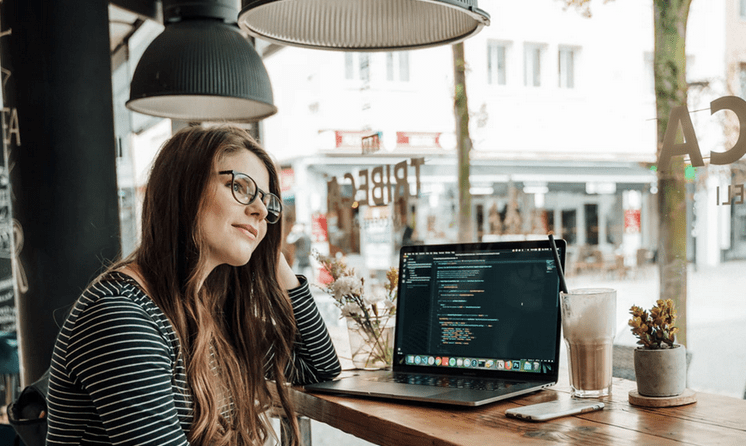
[313, 251, 397, 368]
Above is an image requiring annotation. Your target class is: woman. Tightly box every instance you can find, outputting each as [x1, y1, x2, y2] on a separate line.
[46, 125, 341, 445]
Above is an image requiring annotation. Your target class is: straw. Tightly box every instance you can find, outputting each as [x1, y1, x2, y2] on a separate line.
[548, 233, 569, 294]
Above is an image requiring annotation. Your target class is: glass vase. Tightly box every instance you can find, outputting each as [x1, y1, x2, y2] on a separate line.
[346, 314, 395, 370]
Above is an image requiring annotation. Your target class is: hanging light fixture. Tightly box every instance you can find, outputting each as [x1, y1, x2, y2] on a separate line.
[127, 0, 277, 122]
[237, 0, 490, 51]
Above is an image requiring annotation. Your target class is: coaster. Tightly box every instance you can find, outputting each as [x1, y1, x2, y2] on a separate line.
[628, 388, 697, 407]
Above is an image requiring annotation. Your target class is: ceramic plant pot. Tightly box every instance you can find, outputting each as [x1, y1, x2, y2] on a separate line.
[633, 344, 687, 397]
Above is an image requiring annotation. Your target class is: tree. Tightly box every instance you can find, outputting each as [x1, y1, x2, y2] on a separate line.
[565, 0, 692, 345]
[652, 0, 692, 346]
[453, 42, 475, 243]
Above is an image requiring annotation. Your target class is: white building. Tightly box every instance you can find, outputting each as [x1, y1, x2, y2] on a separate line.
[253, 0, 746, 272]
[110, 0, 746, 272]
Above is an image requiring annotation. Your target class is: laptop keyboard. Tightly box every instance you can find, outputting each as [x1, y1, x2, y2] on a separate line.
[372, 373, 528, 392]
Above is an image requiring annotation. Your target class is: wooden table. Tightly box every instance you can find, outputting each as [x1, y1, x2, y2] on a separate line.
[276, 372, 746, 446]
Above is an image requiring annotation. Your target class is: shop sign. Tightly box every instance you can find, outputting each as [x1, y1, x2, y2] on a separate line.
[362, 132, 381, 155]
[624, 209, 641, 233]
[327, 157, 424, 208]
[660, 96, 746, 172]
[716, 184, 744, 206]
[335, 130, 379, 149]
[360, 206, 393, 270]
[1, 107, 21, 148]
[311, 213, 328, 243]
[332, 130, 443, 153]
[279, 167, 294, 193]
[397, 131, 441, 149]
[660, 95, 746, 206]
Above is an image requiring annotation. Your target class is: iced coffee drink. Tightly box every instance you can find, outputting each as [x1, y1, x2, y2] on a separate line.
[560, 288, 616, 398]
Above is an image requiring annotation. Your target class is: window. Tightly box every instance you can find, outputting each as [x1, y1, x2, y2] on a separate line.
[345, 53, 354, 80]
[585, 203, 599, 245]
[524, 44, 543, 87]
[386, 52, 410, 82]
[487, 41, 507, 85]
[360, 54, 370, 83]
[558, 47, 576, 88]
[399, 52, 410, 81]
[644, 52, 654, 94]
[344, 53, 371, 82]
[741, 0, 746, 19]
[561, 209, 577, 245]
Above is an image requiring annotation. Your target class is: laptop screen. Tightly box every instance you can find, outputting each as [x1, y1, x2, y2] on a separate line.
[393, 239, 565, 381]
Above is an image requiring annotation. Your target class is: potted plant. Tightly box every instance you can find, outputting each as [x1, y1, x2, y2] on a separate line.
[628, 299, 687, 397]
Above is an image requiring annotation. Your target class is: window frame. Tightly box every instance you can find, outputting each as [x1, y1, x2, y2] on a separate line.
[524, 43, 545, 87]
[558, 45, 578, 89]
[344, 53, 371, 83]
[487, 40, 509, 86]
[386, 51, 410, 83]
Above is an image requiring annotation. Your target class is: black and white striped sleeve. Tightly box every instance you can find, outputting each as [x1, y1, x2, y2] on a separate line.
[62, 295, 189, 445]
[285, 276, 342, 384]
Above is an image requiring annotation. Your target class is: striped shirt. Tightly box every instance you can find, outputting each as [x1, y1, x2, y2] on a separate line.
[47, 272, 341, 445]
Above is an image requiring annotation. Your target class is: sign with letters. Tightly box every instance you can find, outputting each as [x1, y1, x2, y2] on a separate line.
[659, 95, 746, 207]
[327, 157, 424, 209]
[659, 96, 746, 172]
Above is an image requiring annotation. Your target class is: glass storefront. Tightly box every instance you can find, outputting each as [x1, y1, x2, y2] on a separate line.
[108, 0, 746, 400]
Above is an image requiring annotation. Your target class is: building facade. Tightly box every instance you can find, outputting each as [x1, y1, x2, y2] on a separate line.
[112, 0, 746, 275]
[261, 0, 744, 275]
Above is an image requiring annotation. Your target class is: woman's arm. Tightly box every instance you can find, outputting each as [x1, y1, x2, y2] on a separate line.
[276, 251, 301, 290]
[276, 254, 342, 384]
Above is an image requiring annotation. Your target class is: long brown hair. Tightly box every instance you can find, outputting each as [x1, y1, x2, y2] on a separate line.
[115, 125, 299, 445]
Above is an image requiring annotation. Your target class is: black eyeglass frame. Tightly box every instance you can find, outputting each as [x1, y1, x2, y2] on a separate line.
[219, 170, 283, 224]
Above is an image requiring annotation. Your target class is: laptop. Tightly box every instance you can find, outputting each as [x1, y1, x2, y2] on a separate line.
[304, 238, 567, 406]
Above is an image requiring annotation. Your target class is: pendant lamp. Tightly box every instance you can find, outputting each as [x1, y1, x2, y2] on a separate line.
[126, 0, 277, 122]
[237, 0, 490, 51]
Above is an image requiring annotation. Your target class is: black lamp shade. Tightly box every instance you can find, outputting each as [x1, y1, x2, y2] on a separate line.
[238, 0, 490, 51]
[127, 20, 277, 122]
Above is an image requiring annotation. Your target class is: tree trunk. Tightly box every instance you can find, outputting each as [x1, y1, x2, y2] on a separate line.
[654, 0, 692, 346]
[453, 42, 474, 243]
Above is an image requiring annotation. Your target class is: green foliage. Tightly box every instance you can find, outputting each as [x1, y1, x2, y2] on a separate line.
[628, 299, 679, 349]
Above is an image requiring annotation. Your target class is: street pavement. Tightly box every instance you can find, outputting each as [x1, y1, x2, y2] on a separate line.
[273, 258, 746, 445]
[571, 260, 746, 399]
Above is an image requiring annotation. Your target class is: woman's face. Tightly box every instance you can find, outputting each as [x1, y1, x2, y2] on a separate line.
[200, 149, 270, 272]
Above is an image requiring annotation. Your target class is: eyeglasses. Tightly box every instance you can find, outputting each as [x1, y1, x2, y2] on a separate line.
[219, 170, 283, 224]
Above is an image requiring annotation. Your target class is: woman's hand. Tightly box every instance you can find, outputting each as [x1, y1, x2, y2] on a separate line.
[277, 251, 301, 290]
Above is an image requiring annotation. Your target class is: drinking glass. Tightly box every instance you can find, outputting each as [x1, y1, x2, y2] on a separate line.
[560, 288, 617, 398]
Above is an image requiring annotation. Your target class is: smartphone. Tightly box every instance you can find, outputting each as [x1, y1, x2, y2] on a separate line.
[505, 399, 604, 422]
